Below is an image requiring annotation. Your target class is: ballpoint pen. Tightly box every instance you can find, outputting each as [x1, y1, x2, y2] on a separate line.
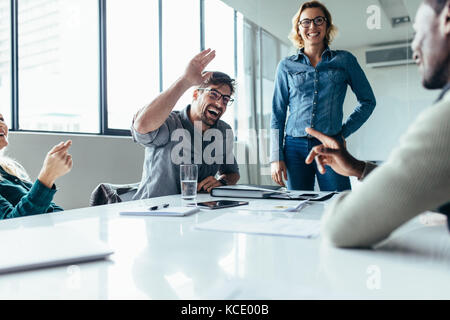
[149, 203, 170, 211]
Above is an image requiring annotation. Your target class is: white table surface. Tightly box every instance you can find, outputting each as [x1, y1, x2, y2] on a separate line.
[0, 193, 449, 300]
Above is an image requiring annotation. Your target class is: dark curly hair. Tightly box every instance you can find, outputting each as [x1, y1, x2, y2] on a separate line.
[200, 71, 236, 96]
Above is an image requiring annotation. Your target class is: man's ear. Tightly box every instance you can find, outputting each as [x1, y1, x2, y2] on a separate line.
[442, 0, 450, 36]
[193, 89, 199, 101]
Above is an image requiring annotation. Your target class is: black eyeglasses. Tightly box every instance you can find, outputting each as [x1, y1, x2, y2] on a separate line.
[198, 88, 234, 106]
[298, 16, 327, 28]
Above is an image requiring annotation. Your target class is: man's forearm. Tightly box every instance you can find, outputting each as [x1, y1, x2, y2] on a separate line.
[133, 77, 192, 134]
[349, 159, 367, 180]
[358, 161, 378, 181]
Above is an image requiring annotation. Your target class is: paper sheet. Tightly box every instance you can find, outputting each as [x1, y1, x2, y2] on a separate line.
[195, 211, 321, 238]
[240, 200, 309, 212]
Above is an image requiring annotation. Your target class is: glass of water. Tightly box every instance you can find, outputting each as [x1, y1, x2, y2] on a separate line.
[180, 164, 198, 200]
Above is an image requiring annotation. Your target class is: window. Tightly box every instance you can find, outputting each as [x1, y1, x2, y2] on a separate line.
[161, 0, 200, 111]
[3, 0, 289, 143]
[0, 0, 11, 127]
[204, 0, 235, 128]
[204, 0, 234, 77]
[18, 0, 99, 133]
[106, 0, 159, 131]
[261, 30, 278, 126]
[234, 14, 252, 142]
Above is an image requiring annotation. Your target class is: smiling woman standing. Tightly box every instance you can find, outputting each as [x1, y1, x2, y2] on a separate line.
[0, 114, 73, 219]
[270, 0, 376, 191]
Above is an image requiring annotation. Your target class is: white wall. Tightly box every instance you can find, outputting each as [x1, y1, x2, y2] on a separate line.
[221, 0, 296, 46]
[6, 132, 252, 210]
[343, 47, 439, 161]
[6, 132, 144, 210]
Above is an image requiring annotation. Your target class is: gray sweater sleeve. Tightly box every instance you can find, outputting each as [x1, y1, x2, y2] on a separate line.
[359, 161, 378, 180]
[321, 93, 450, 248]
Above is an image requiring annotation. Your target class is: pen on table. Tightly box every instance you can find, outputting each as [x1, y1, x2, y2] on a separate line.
[149, 203, 170, 211]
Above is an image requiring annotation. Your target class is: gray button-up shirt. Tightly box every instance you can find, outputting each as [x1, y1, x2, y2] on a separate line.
[131, 105, 239, 199]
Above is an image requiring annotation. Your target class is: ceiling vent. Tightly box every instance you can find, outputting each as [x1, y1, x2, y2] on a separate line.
[365, 42, 414, 68]
[379, 0, 411, 27]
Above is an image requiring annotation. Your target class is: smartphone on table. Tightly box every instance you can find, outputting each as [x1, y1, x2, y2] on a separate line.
[195, 200, 249, 210]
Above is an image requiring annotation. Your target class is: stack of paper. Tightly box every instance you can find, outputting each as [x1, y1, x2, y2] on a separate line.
[195, 212, 321, 238]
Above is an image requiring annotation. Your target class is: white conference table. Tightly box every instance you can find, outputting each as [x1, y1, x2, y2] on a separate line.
[0, 192, 449, 300]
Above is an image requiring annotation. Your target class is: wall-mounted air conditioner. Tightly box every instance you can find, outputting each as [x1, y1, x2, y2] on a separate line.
[365, 43, 414, 68]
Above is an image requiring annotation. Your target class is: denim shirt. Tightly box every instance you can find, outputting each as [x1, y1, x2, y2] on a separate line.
[270, 47, 376, 162]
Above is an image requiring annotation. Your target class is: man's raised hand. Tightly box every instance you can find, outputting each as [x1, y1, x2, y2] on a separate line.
[183, 49, 216, 87]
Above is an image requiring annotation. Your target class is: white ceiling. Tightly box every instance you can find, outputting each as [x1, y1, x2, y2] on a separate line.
[222, 0, 424, 49]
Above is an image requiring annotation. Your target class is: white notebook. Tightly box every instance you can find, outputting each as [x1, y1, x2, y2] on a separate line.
[120, 206, 200, 217]
[0, 226, 114, 275]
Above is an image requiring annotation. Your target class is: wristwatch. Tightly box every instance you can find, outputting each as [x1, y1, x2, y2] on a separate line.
[218, 178, 228, 186]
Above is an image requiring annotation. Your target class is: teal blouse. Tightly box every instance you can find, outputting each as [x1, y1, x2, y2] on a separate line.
[0, 166, 63, 220]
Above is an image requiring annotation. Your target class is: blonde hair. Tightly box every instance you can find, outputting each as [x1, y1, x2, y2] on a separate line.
[0, 154, 30, 182]
[288, 1, 337, 49]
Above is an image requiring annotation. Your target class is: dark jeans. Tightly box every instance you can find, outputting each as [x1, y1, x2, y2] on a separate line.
[284, 135, 351, 192]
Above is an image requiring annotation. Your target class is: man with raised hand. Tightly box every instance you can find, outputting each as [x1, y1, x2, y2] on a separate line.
[131, 49, 240, 199]
[304, 0, 450, 247]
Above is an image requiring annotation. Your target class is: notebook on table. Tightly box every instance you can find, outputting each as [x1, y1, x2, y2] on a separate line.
[0, 226, 114, 275]
[210, 185, 285, 198]
[211, 184, 337, 201]
[120, 206, 200, 217]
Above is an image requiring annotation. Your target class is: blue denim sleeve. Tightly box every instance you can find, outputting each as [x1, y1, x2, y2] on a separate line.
[0, 180, 59, 220]
[341, 54, 376, 138]
[270, 61, 290, 162]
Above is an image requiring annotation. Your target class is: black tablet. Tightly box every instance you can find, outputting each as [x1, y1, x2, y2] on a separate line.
[195, 200, 249, 210]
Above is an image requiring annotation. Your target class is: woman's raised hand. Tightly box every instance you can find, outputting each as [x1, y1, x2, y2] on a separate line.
[38, 140, 73, 188]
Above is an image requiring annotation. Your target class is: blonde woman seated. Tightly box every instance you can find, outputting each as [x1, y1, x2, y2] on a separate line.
[0, 114, 73, 219]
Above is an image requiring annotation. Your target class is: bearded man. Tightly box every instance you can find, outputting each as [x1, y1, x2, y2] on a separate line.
[131, 49, 240, 199]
